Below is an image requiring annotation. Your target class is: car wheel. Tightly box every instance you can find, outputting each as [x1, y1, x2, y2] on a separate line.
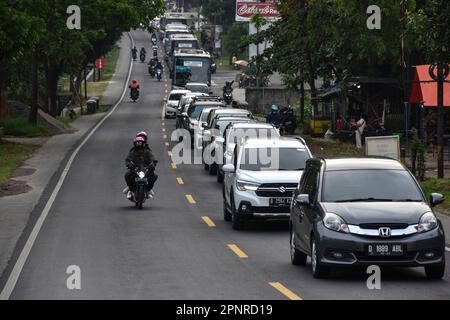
[311, 237, 329, 278]
[231, 194, 244, 230]
[217, 170, 223, 183]
[425, 259, 445, 279]
[223, 199, 232, 222]
[290, 231, 307, 266]
[209, 162, 217, 175]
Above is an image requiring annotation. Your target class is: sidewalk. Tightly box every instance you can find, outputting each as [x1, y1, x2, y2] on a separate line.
[0, 33, 131, 279]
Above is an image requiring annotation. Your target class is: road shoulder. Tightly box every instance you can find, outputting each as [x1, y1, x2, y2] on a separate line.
[0, 33, 132, 280]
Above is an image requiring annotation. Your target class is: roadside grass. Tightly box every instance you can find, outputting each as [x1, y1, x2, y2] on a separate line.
[303, 135, 364, 158]
[0, 141, 39, 185]
[96, 105, 112, 114]
[420, 179, 450, 211]
[0, 118, 50, 137]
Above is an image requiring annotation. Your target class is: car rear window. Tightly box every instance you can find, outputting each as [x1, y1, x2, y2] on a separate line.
[169, 94, 183, 101]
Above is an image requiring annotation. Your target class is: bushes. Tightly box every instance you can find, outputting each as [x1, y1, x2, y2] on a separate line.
[0, 117, 49, 137]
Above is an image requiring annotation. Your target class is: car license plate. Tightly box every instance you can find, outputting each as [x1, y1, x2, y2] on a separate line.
[269, 198, 292, 206]
[367, 244, 404, 256]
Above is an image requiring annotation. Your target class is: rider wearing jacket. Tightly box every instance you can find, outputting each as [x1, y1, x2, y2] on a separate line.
[124, 135, 158, 199]
[129, 80, 140, 98]
[266, 104, 281, 125]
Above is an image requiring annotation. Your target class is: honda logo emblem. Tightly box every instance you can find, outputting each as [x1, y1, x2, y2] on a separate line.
[279, 186, 286, 193]
[379, 227, 391, 237]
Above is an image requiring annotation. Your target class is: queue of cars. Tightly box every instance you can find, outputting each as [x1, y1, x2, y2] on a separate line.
[160, 14, 447, 278]
[165, 87, 446, 279]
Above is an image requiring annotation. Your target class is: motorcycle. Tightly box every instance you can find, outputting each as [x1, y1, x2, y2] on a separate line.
[152, 47, 158, 57]
[130, 88, 139, 102]
[128, 161, 157, 210]
[132, 51, 137, 61]
[223, 91, 233, 105]
[148, 65, 156, 78]
[156, 68, 162, 81]
[151, 36, 157, 46]
[140, 52, 146, 63]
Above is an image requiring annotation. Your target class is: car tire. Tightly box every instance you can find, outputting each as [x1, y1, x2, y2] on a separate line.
[209, 163, 217, 175]
[231, 194, 244, 230]
[223, 199, 232, 222]
[311, 237, 329, 278]
[425, 260, 445, 279]
[217, 170, 223, 183]
[290, 231, 307, 266]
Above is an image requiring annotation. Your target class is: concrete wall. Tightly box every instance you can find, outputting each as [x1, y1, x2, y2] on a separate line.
[245, 87, 301, 114]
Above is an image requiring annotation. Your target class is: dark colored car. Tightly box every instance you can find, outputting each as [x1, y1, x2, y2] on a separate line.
[290, 157, 446, 279]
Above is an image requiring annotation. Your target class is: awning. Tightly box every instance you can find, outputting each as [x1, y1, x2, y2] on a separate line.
[409, 65, 450, 107]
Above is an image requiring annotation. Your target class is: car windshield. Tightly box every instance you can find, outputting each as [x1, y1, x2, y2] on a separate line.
[228, 128, 279, 143]
[200, 109, 214, 121]
[169, 93, 183, 101]
[186, 85, 209, 94]
[214, 119, 251, 134]
[188, 104, 213, 118]
[240, 148, 310, 171]
[321, 170, 424, 202]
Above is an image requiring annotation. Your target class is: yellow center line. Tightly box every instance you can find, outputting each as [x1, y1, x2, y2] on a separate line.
[162, 122, 165, 126]
[185, 194, 196, 204]
[176, 177, 184, 185]
[168, 151, 172, 157]
[171, 162, 177, 169]
[165, 142, 170, 147]
[227, 244, 248, 258]
[201, 216, 216, 227]
[162, 128, 166, 132]
[269, 282, 302, 300]
[163, 134, 167, 139]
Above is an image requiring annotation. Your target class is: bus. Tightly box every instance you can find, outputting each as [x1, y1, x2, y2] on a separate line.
[171, 49, 212, 88]
[160, 13, 188, 31]
[167, 34, 198, 57]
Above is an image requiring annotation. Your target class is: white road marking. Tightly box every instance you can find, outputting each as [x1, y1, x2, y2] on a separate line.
[445, 247, 450, 252]
[0, 34, 135, 301]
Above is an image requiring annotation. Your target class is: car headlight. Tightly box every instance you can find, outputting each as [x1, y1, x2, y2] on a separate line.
[418, 212, 438, 233]
[236, 180, 260, 192]
[323, 212, 349, 233]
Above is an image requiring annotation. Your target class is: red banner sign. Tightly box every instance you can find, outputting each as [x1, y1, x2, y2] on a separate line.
[236, 1, 280, 21]
[96, 56, 105, 70]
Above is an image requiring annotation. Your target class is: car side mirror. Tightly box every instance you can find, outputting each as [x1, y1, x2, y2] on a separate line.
[294, 194, 310, 206]
[222, 164, 235, 173]
[430, 193, 444, 207]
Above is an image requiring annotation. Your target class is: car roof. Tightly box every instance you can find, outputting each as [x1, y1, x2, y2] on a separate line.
[186, 82, 209, 87]
[193, 101, 225, 106]
[243, 138, 306, 149]
[214, 108, 250, 114]
[214, 117, 252, 122]
[169, 89, 191, 95]
[229, 123, 275, 129]
[313, 157, 406, 171]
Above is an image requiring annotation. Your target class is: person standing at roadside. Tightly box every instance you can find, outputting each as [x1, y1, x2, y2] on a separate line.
[353, 114, 366, 148]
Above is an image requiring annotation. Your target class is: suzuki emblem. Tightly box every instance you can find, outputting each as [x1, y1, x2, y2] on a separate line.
[279, 186, 286, 193]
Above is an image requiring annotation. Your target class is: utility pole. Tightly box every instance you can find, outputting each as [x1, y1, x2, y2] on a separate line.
[429, 63, 449, 178]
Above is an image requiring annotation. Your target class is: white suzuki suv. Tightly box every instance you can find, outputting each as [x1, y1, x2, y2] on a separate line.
[222, 137, 312, 230]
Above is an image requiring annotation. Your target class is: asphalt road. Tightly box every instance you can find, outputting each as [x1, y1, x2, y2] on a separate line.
[3, 30, 450, 300]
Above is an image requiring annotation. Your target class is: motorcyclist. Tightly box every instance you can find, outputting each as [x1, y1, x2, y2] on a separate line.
[124, 136, 158, 200]
[131, 46, 138, 60]
[266, 104, 281, 125]
[129, 79, 140, 99]
[223, 80, 234, 94]
[140, 47, 146, 56]
[155, 61, 164, 79]
[279, 105, 297, 135]
[152, 44, 158, 57]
